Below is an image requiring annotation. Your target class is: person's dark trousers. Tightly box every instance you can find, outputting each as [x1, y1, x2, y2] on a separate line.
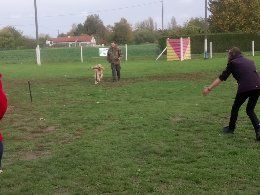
[111, 63, 121, 81]
[0, 141, 3, 169]
[229, 89, 260, 133]
[115, 64, 121, 81]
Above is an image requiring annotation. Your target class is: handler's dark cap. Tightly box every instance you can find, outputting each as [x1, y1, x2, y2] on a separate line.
[228, 47, 241, 56]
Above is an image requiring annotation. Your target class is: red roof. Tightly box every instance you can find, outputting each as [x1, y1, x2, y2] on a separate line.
[49, 35, 93, 43]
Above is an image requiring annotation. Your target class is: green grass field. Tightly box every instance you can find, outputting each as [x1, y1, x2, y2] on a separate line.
[0, 56, 260, 194]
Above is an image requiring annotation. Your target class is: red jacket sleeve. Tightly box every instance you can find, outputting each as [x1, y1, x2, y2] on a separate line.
[0, 74, 8, 120]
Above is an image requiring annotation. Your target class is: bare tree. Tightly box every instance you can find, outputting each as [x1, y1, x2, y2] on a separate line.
[135, 17, 156, 31]
[167, 16, 179, 30]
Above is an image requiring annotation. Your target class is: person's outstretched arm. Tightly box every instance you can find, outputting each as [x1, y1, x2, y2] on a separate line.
[203, 63, 232, 96]
[203, 78, 222, 96]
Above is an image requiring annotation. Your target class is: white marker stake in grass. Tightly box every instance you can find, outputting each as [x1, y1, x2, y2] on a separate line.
[81, 46, 83, 63]
[210, 42, 213, 59]
[252, 41, 255, 57]
[204, 38, 208, 59]
[36, 45, 41, 65]
[125, 44, 128, 61]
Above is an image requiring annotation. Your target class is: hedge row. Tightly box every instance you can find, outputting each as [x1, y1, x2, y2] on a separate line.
[0, 44, 159, 64]
[159, 33, 260, 54]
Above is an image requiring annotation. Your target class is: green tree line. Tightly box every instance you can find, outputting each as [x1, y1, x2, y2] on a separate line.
[1, 0, 259, 50]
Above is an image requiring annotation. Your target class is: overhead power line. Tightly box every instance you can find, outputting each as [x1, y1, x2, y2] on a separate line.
[2, 0, 161, 20]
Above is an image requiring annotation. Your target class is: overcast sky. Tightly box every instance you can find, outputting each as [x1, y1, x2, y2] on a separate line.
[0, 0, 205, 38]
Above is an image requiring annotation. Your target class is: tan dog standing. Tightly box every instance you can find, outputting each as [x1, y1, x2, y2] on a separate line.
[92, 64, 104, 84]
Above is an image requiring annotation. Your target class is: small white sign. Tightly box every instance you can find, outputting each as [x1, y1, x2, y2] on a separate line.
[99, 48, 109, 56]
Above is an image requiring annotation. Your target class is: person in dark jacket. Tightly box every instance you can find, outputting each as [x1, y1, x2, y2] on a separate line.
[203, 47, 260, 141]
[107, 41, 122, 82]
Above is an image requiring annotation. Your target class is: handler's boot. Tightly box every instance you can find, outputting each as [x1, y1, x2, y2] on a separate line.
[223, 126, 234, 134]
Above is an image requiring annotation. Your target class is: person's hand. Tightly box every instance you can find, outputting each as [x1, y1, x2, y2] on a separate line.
[202, 87, 211, 96]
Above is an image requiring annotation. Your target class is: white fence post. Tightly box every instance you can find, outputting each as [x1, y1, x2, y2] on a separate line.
[204, 38, 208, 59]
[36, 45, 41, 65]
[252, 41, 255, 57]
[81, 46, 83, 63]
[180, 37, 183, 61]
[210, 42, 213, 59]
[125, 44, 128, 61]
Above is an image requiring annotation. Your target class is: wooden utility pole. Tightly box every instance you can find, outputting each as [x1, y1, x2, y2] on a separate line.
[161, 0, 164, 30]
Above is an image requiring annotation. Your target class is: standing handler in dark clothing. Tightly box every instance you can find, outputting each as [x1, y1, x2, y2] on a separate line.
[203, 47, 260, 141]
[107, 41, 122, 82]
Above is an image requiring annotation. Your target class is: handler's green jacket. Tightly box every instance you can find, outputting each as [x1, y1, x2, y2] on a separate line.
[107, 46, 122, 65]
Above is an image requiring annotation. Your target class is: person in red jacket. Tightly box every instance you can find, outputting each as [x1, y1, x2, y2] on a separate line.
[0, 74, 8, 173]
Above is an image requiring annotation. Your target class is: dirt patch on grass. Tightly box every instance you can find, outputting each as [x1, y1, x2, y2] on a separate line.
[44, 126, 56, 132]
[6, 105, 15, 113]
[21, 142, 52, 161]
[21, 149, 51, 161]
[147, 72, 207, 82]
[171, 116, 186, 124]
[54, 188, 70, 195]
[6, 72, 209, 88]
[98, 72, 212, 89]
[73, 128, 84, 139]
[27, 126, 57, 139]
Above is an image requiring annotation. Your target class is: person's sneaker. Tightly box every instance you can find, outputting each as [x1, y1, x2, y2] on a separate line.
[223, 126, 234, 134]
[0, 169, 3, 174]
